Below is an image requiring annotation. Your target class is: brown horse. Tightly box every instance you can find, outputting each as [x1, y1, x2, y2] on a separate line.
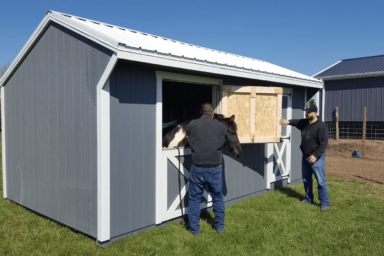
[162, 114, 242, 158]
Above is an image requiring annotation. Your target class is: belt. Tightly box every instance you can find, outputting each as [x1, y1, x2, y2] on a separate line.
[193, 163, 222, 168]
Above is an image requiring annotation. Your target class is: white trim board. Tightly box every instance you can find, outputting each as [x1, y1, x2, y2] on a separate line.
[120, 50, 323, 89]
[96, 53, 117, 242]
[1, 86, 7, 198]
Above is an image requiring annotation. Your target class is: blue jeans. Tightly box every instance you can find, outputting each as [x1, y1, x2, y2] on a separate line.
[188, 165, 225, 235]
[302, 154, 330, 207]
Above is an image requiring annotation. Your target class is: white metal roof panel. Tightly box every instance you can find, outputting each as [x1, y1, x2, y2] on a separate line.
[49, 11, 320, 82]
[0, 11, 323, 87]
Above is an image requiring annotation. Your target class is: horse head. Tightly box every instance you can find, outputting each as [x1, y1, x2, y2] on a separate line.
[214, 114, 242, 158]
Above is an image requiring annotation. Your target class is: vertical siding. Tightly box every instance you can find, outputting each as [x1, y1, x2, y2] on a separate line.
[109, 62, 157, 239]
[4, 22, 112, 237]
[222, 144, 265, 201]
[324, 77, 384, 121]
[290, 87, 305, 182]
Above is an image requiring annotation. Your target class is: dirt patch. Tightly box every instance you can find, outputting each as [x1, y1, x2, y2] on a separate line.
[325, 139, 384, 184]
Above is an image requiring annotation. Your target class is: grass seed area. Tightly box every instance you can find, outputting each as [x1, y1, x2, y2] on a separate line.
[1, 137, 384, 255]
[326, 139, 384, 184]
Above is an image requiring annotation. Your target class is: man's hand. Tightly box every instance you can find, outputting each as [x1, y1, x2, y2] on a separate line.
[279, 118, 289, 126]
[309, 155, 317, 164]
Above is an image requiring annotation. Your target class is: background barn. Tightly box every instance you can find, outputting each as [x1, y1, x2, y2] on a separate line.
[315, 55, 384, 140]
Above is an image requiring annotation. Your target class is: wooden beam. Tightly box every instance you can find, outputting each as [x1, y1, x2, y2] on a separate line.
[363, 106, 367, 142]
[336, 106, 339, 141]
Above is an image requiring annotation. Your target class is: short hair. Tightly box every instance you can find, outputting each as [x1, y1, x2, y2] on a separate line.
[201, 103, 214, 115]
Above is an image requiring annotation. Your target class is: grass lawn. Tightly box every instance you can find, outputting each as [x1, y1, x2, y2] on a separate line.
[0, 141, 383, 255]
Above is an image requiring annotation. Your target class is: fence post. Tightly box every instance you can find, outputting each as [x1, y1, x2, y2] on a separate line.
[335, 107, 339, 141]
[363, 106, 367, 142]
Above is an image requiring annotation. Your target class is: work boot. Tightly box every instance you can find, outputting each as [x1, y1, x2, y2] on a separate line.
[321, 206, 330, 212]
[190, 231, 200, 237]
[212, 224, 224, 233]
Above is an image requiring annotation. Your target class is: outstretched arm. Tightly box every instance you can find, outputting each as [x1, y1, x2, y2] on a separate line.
[280, 118, 301, 127]
[279, 118, 290, 126]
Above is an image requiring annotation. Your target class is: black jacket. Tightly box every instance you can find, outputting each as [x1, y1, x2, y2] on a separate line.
[186, 116, 230, 166]
[289, 117, 329, 159]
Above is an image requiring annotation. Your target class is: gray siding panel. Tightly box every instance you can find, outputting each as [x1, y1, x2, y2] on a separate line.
[291, 88, 305, 182]
[4, 22, 112, 237]
[222, 144, 265, 202]
[109, 62, 157, 238]
[324, 77, 384, 122]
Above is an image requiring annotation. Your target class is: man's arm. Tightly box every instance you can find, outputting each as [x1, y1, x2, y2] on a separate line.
[279, 118, 301, 127]
[312, 124, 329, 159]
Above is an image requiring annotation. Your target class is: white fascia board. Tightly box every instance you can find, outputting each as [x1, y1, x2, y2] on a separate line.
[317, 71, 384, 81]
[117, 49, 323, 89]
[96, 53, 117, 242]
[312, 60, 341, 78]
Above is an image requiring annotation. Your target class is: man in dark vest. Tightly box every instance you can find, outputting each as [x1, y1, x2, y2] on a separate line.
[186, 103, 230, 236]
[279, 104, 330, 212]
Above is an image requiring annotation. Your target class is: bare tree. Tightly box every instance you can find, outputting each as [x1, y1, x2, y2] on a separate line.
[0, 62, 10, 79]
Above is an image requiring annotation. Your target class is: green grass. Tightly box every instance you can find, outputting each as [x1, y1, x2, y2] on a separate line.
[1, 138, 384, 255]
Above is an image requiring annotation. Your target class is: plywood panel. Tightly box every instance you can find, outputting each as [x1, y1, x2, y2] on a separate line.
[255, 94, 277, 137]
[227, 92, 250, 139]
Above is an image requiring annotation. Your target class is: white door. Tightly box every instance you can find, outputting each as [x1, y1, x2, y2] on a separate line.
[265, 88, 292, 188]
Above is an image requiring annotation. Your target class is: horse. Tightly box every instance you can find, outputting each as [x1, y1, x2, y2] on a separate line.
[162, 114, 242, 158]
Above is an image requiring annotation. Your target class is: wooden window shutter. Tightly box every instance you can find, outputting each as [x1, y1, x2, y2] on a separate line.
[221, 86, 283, 143]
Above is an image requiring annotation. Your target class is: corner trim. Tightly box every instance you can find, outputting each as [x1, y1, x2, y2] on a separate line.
[96, 53, 118, 242]
[1, 86, 7, 198]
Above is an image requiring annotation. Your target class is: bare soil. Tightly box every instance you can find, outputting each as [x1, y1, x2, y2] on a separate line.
[325, 139, 384, 184]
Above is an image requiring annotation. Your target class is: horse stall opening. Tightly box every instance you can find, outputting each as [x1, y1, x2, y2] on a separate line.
[156, 76, 268, 225]
[162, 80, 213, 138]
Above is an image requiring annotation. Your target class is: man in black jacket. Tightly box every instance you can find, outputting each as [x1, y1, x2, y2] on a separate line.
[186, 103, 230, 236]
[280, 104, 330, 212]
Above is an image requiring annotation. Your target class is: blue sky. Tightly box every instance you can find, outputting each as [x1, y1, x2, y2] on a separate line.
[1, 0, 383, 77]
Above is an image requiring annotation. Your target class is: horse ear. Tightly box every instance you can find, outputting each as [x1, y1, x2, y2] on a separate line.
[230, 115, 235, 122]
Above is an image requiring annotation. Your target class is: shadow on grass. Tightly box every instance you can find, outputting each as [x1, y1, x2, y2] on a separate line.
[200, 210, 215, 226]
[276, 187, 321, 207]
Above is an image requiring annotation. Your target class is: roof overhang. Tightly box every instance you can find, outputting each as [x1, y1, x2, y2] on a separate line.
[0, 11, 323, 89]
[316, 71, 384, 81]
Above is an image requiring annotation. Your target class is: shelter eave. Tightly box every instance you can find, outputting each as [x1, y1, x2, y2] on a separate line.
[116, 47, 323, 89]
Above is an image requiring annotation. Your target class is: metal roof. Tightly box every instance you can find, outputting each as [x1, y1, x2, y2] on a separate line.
[0, 10, 322, 88]
[314, 55, 384, 80]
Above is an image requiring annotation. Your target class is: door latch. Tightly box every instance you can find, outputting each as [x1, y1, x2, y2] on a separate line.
[280, 133, 291, 143]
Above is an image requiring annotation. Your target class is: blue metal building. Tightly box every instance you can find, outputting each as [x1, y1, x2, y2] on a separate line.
[0, 11, 323, 246]
[315, 55, 384, 139]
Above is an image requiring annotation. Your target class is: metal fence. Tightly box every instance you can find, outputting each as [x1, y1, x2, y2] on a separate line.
[324, 117, 384, 140]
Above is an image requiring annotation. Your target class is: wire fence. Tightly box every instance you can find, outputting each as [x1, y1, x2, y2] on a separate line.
[324, 117, 384, 140]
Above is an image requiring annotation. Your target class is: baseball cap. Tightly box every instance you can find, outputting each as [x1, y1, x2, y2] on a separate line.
[302, 105, 317, 113]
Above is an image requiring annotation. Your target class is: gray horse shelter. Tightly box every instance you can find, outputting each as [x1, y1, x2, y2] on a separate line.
[0, 11, 323, 246]
[314, 55, 384, 139]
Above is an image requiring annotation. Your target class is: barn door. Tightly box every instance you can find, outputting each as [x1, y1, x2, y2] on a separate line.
[158, 148, 212, 223]
[266, 88, 292, 187]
